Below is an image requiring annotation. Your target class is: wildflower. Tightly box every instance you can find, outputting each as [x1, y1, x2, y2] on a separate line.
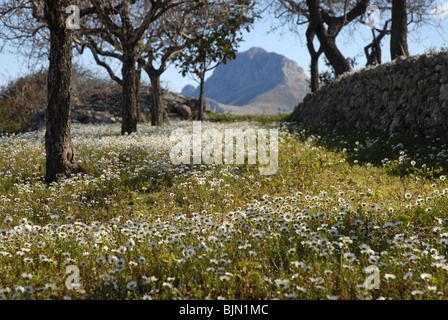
[108, 255, 118, 265]
[23, 257, 34, 264]
[274, 279, 290, 289]
[96, 257, 106, 263]
[149, 242, 157, 249]
[21, 272, 33, 280]
[14, 285, 25, 294]
[290, 261, 305, 269]
[138, 257, 146, 264]
[403, 272, 413, 280]
[45, 283, 55, 290]
[343, 252, 356, 262]
[77, 289, 86, 295]
[283, 212, 293, 221]
[420, 273, 432, 280]
[117, 246, 127, 254]
[384, 274, 396, 280]
[126, 281, 137, 290]
[101, 274, 111, 281]
[310, 277, 324, 285]
[382, 222, 394, 228]
[296, 286, 307, 293]
[116, 258, 126, 268]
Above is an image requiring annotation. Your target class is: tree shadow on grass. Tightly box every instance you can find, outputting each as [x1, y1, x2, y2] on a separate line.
[281, 118, 448, 179]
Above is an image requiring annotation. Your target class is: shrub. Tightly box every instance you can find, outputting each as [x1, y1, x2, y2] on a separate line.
[0, 65, 121, 134]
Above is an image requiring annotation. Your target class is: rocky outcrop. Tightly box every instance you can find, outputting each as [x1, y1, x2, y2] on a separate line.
[291, 52, 448, 140]
[28, 87, 200, 131]
[182, 47, 310, 114]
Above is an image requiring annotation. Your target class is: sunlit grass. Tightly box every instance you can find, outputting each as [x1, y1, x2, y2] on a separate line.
[1, 117, 448, 300]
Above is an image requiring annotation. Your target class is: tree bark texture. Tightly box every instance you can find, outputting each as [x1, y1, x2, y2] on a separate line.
[391, 0, 409, 60]
[121, 46, 138, 134]
[149, 73, 164, 126]
[44, 0, 81, 183]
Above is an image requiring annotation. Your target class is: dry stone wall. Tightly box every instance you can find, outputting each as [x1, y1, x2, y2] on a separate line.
[291, 52, 448, 140]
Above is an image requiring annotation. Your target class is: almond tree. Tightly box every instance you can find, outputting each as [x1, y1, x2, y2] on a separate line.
[0, 0, 88, 182]
[360, 0, 441, 63]
[265, 0, 442, 91]
[80, 0, 191, 134]
[174, 1, 256, 120]
[78, 1, 244, 127]
[136, 2, 206, 126]
[266, 0, 370, 92]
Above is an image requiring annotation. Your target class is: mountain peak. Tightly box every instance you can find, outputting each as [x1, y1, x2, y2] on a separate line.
[180, 47, 310, 114]
[245, 47, 267, 58]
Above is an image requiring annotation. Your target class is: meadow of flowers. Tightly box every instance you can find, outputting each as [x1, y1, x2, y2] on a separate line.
[1, 115, 448, 300]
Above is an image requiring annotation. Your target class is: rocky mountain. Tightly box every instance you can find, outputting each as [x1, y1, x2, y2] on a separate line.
[181, 47, 310, 114]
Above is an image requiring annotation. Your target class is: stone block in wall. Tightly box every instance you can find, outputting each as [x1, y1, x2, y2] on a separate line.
[440, 84, 448, 101]
[440, 65, 448, 83]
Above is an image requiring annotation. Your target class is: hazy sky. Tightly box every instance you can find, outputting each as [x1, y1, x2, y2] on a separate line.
[1, 3, 448, 93]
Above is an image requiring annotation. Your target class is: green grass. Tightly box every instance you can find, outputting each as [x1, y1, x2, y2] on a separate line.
[207, 112, 290, 125]
[1, 117, 448, 300]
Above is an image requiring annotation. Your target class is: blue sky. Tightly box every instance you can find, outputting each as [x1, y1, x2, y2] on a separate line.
[1, 4, 448, 93]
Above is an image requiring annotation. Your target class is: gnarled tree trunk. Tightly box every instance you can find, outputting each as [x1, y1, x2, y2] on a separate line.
[306, 26, 322, 92]
[306, 0, 369, 77]
[306, 0, 350, 76]
[44, 0, 81, 183]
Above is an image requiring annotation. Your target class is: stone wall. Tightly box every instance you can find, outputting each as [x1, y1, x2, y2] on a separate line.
[291, 52, 448, 140]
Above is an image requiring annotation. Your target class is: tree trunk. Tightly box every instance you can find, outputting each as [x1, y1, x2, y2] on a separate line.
[306, 26, 321, 92]
[306, 0, 365, 76]
[44, 0, 81, 183]
[391, 0, 409, 60]
[198, 70, 206, 120]
[317, 34, 350, 76]
[135, 67, 142, 122]
[121, 46, 138, 134]
[149, 73, 163, 126]
[309, 55, 320, 92]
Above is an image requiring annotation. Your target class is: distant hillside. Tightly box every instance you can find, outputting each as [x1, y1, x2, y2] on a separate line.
[181, 47, 310, 114]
